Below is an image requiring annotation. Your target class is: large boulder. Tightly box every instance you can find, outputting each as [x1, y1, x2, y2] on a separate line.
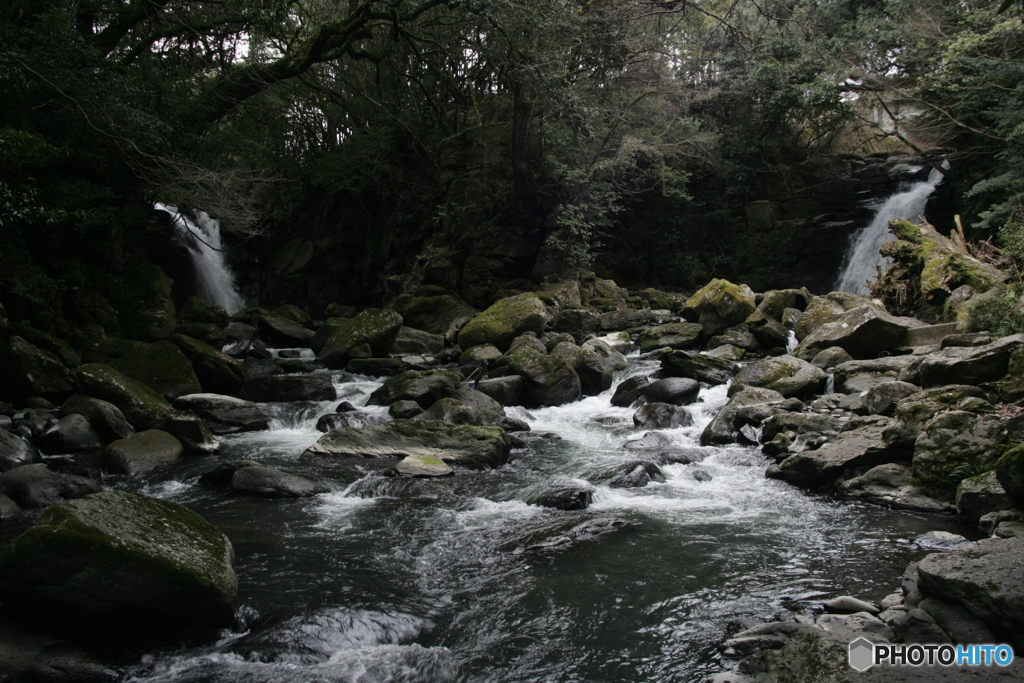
[456, 293, 549, 353]
[643, 378, 701, 406]
[681, 279, 756, 336]
[611, 376, 651, 408]
[256, 311, 315, 347]
[995, 444, 1024, 507]
[956, 471, 1014, 525]
[0, 336, 78, 404]
[314, 309, 403, 369]
[390, 327, 445, 356]
[179, 296, 230, 326]
[701, 387, 785, 446]
[633, 403, 693, 429]
[757, 288, 810, 320]
[733, 355, 827, 398]
[473, 376, 526, 407]
[769, 419, 902, 488]
[459, 344, 503, 369]
[60, 395, 135, 442]
[793, 306, 926, 360]
[36, 414, 104, 453]
[550, 309, 601, 344]
[242, 374, 336, 402]
[9, 321, 81, 369]
[390, 292, 477, 337]
[833, 356, 919, 393]
[231, 466, 329, 498]
[505, 346, 582, 407]
[367, 369, 462, 409]
[76, 363, 173, 430]
[169, 334, 246, 396]
[660, 351, 737, 385]
[637, 323, 703, 352]
[412, 397, 502, 426]
[911, 410, 1007, 499]
[0, 463, 101, 509]
[567, 339, 628, 396]
[304, 419, 511, 469]
[84, 339, 202, 401]
[0, 491, 237, 629]
[171, 393, 270, 434]
[153, 413, 220, 454]
[100, 429, 184, 475]
[794, 295, 846, 340]
[882, 385, 988, 449]
[916, 537, 1024, 634]
[0, 427, 41, 472]
[916, 334, 1024, 388]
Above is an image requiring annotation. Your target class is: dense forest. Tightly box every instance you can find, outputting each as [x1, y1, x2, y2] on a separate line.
[2, 0, 1023, 328]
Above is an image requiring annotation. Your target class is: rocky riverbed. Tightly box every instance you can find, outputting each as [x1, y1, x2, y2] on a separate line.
[1, 247, 1023, 681]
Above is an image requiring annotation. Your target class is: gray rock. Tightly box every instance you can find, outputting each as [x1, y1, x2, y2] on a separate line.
[388, 400, 423, 419]
[314, 308, 403, 368]
[243, 374, 337, 402]
[257, 311, 315, 347]
[769, 419, 901, 488]
[681, 279, 756, 336]
[733, 355, 827, 398]
[623, 431, 675, 451]
[702, 387, 785, 447]
[918, 596, 996, 644]
[602, 461, 666, 488]
[390, 327, 445, 356]
[36, 414, 104, 453]
[839, 464, 951, 512]
[316, 410, 389, 432]
[611, 376, 651, 407]
[550, 309, 601, 344]
[708, 325, 758, 351]
[957, 471, 1013, 525]
[198, 460, 263, 487]
[83, 338, 202, 401]
[887, 607, 951, 644]
[979, 509, 1023, 535]
[794, 305, 926, 360]
[810, 346, 853, 370]
[100, 429, 184, 476]
[643, 377, 701, 406]
[568, 339, 629, 396]
[706, 344, 746, 360]
[637, 322, 703, 352]
[505, 346, 582, 407]
[76, 363, 173, 430]
[815, 612, 894, 642]
[883, 384, 989, 448]
[171, 393, 270, 434]
[823, 596, 879, 615]
[413, 396, 502, 426]
[459, 344, 503, 369]
[660, 351, 737, 385]
[0, 336, 78, 404]
[995, 520, 1024, 538]
[917, 334, 1024, 387]
[0, 493, 21, 518]
[392, 453, 454, 477]
[860, 381, 921, 416]
[599, 309, 647, 331]
[153, 412, 220, 454]
[0, 464, 101, 509]
[523, 479, 595, 510]
[0, 427, 41, 472]
[633, 403, 694, 429]
[456, 293, 549, 352]
[231, 466, 329, 498]
[60, 394, 135, 442]
[911, 410, 1007, 500]
[474, 375, 526, 407]
[832, 355, 920, 393]
[367, 369, 461, 409]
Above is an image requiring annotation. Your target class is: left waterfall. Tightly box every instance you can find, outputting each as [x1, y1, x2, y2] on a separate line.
[156, 203, 246, 314]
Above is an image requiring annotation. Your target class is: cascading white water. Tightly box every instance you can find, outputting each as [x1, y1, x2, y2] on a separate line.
[155, 203, 246, 314]
[835, 165, 946, 295]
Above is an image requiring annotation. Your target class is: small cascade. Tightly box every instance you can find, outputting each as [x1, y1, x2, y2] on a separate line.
[785, 330, 799, 354]
[835, 164, 947, 295]
[156, 203, 246, 314]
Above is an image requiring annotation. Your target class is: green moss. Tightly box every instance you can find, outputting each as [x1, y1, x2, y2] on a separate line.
[890, 218, 924, 243]
[457, 293, 547, 352]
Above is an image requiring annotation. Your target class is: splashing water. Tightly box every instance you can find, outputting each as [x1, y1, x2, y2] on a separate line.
[835, 165, 945, 295]
[156, 203, 246, 314]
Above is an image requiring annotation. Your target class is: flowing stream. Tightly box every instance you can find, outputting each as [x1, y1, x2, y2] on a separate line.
[29, 357, 968, 683]
[156, 203, 246, 314]
[835, 166, 945, 295]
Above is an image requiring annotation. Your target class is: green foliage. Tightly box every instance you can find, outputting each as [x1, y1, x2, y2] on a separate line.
[963, 288, 1024, 336]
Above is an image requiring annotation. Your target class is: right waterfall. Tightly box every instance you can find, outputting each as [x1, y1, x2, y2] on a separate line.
[835, 164, 947, 295]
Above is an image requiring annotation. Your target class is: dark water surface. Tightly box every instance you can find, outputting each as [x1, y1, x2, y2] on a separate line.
[2, 359, 973, 682]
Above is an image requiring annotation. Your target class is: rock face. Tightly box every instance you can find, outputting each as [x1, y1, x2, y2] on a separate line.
[917, 537, 1024, 634]
[0, 491, 237, 629]
[242, 374, 337, 402]
[76, 363, 173, 430]
[367, 369, 462, 409]
[0, 336, 79, 403]
[0, 464, 101, 508]
[505, 347, 582, 407]
[101, 429, 184, 475]
[456, 293, 549, 352]
[793, 306, 925, 360]
[916, 334, 1024, 388]
[314, 308, 403, 369]
[682, 279, 756, 336]
[0, 428, 41, 472]
[84, 339, 202, 401]
[171, 393, 270, 434]
[304, 419, 511, 469]
[733, 355, 826, 398]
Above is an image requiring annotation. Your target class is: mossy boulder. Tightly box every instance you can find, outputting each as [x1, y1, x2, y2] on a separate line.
[0, 427, 41, 472]
[637, 288, 684, 312]
[0, 491, 237, 629]
[101, 429, 184, 475]
[390, 293, 477, 337]
[459, 344, 503, 369]
[390, 326, 445, 356]
[412, 397, 500, 426]
[60, 395, 135, 442]
[567, 339, 629, 396]
[883, 385, 989, 449]
[256, 311, 315, 347]
[793, 295, 846, 340]
[681, 279, 756, 336]
[118, 262, 176, 341]
[314, 308, 403, 369]
[995, 444, 1024, 507]
[757, 288, 810, 320]
[917, 334, 1024, 388]
[0, 463, 101, 509]
[744, 310, 790, 349]
[793, 306, 926, 360]
[366, 369, 462, 409]
[956, 470, 1013, 525]
[176, 320, 227, 348]
[911, 410, 1007, 500]
[84, 339, 202, 400]
[734, 355, 827, 398]
[505, 346, 582, 407]
[76, 363, 172, 429]
[272, 304, 312, 327]
[242, 374, 336, 402]
[170, 333, 246, 396]
[0, 336, 79, 404]
[550, 308, 602, 344]
[637, 322, 703, 352]
[9, 321, 80, 369]
[456, 293, 549, 353]
[179, 297, 230, 327]
[304, 419, 511, 469]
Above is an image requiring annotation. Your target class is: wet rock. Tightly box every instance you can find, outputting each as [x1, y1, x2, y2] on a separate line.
[100, 429, 184, 475]
[153, 412, 219, 454]
[660, 351, 737, 385]
[391, 327, 445, 356]
[391, 453, 454, 477]
[760, 412, 842, 444]
[304, 419, 511, 469]
[367, 369, 462, 409]
[794, 305, 926, 360]
[180, 296, 230, 326]
[611, 376, 651, 407]
[456, 293, 549, 353]
[918, 596, 995, 644]
[36, 414, 104, 453]
[810, 346, 853, 370]
[682, 279, 756, 336]
[0, 493, 21, 518]
[643, 377, 700, 406]
[474, 375, 526, 407]
[604, 461, 665, 488]
[243, 374, 337, 402]
[915, 531, 975, 552]
[316, 410, 388, 432]
[83, 338, 202, 401]
[388, 400, 423, 419]
[823, 596, 879, 615]
[9, 321, 81, 370]
[231, 466, 329, 498]
[0, 463, 101, 508]
[745, 311, 789, 350]
[523, 479, 595, 510]
[459, 344, 502, 369]
[390, 292, 477, 338]
[598, 309, 646, 331]
[505, 346, 581, 407]
[76, 363, 173, 430]
[815, 612, 894, 642]
[911, 411, 1007, 499]
[170, 333, 246, 396]
[171, 393, 269, 434]
[0, 491, 237, 629]
[633, 403, 694, 429]
[917, 334, 1024, 388]
[60, 395, 134, 442]
[550, 309, 601, 344]
[314, 308, 403, 369]
[0, 336, 79, 404]
[917, 537, 1024, 633]
[956, 471, 1013, 525]
[517, 332, 553, 355]
[840, 463, 952, 512]
[243, 357, 283, 379]
[623, 431, 674, 451]
[198, 460, 264, 487]
[708, 325, 758, 351]
[703, 387, 785, 447]
[0, 427, 41, 472]
[706, 344, 745, 361]
[568, 339, 629, 396]
[733, 355, 826, 398]
[413, 393, 505, 426]
[637, 322, 703, 352]
[980, 509, 1023, 535]
[769, 419, 901, 488]
[499, 516, 638, 554]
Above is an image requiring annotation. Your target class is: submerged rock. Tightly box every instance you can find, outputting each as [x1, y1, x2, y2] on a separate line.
[523, 479, 595, 510]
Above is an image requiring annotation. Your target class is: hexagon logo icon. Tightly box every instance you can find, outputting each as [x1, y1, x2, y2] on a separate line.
[849, 638, 874, 671]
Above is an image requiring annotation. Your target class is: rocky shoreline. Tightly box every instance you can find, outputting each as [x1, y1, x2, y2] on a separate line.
[1, 221, 1023, 681]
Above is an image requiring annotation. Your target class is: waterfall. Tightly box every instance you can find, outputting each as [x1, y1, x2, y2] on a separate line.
[156, 203, 246, 314]
[835, 165, 946, 295]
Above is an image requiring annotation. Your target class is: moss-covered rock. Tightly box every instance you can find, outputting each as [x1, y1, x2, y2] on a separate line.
[681, 279, 756, 336]
[457, 293, 549, 353]
[304, 419, 511, 469]
[793, 295, 846, 340]
[60, 394, 135, 442]
[257, 311, 315, 347]
[118, 262, 176, 341]
[272, 304, 312, 327]
[459, 344, 503, 369]
[389, 293, 477, 337]
[912, 410, 1007, 500]
[0, 491, 236, 629]
[101, 429, 184, 475]
[176, 321, 227, 348]
[733, 355, 827, 398]
[757, 288, 811, 319]
[996, 444, 1024, 508]
[390, 326, 445, 356]
[537, 280, 582, 310]
[0, 336, 79, 404]
[505, 346, 582, 407]
[567, 338, 629, 396]
[794, 306, 926, 360]
[744, 309, 790, 349]
[637, 288, 684, 312]
[660, 351, 737, 385]
[882, 385, 989, 449]
[179, 296, 230, 327]
[956, 470, 1013, 525]
[314, 308, 403, 369]
[637, 322, 703, 352]
[367, 369, 462, 409]
[76, 363, 172, 430]
[170, 333, 246, 396]
[10, 321, 80, 369]
[84, 339, 202, 400]
[917, 334, 1024, 388]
